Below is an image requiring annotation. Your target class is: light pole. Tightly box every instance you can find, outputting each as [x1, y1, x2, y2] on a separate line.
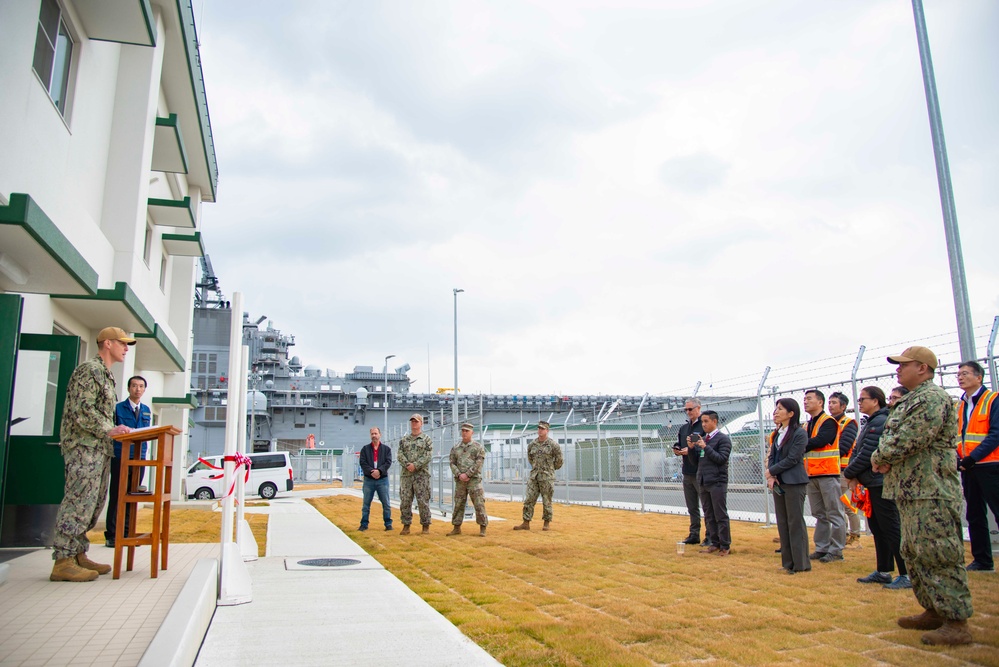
[453, 288, 464, 433]
[910, 0, 975, 359]
[383, 354, 395, 441]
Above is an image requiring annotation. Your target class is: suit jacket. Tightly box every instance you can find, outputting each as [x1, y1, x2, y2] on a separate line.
[113, 399, 151, 457]
[695, 431, 732, 486]
[767, 427, 809, 485]
[675, 418, 705, 475]
[360, 443, 392, 479]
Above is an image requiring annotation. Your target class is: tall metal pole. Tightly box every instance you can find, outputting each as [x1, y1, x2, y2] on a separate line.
[384, 354, 395, 441]
[910, 0, 976, 360]
[453, 288, 463, 432]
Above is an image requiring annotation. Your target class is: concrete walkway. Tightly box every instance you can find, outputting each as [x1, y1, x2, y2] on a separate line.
[0, 542, 217, 666]
[195, 495, 501, 666]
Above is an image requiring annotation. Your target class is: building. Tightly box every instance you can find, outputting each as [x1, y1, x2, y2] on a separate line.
[0, 0, 218, 546]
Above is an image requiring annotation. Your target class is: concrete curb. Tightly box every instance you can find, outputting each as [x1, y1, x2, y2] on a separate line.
[138, 558, 218, 667]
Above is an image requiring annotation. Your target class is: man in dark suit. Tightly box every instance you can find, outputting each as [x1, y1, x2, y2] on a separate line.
[695, 410, 733, 556]
[104, 375, 151, 547]
[358, 427, 393, 531]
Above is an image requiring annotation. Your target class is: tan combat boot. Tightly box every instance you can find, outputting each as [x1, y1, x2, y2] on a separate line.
[421, 524, 430, 535]
[479, 526, 487, 537]
[897, 608, 945, 630]
[446, 526, 461, 536]
[921, 620, 972, 646]
[400, 525, 411, 535]
[543, 521, 551, 531]
[76, 552, 111, 575]
[50, 557, 98, 582]
[513, 521, 530, 531]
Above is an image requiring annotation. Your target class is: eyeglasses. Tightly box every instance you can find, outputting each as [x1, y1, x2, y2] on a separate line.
[956, 371, 977, 378]
[858, 396, 870, 402]
[683, 408, 696, 412]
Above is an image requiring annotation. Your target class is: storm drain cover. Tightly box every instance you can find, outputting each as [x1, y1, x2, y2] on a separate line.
[297, 558, 361, 568]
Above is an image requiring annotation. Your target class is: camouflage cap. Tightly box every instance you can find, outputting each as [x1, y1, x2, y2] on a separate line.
[409, 413, 424, 423]
[97, 326, 136, 345]
[887, 345, 937, 370]
[460, 422, 474, 431]
[538, 420, 550, 428]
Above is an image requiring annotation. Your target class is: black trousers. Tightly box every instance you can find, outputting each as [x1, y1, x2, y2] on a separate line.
[699, 482, 730, 549]
[105, 455, 139, 541]
[867, 485, 907, 575]
[682, 473, 701, 538]
[774, 483, 810, 572]
[962, 464, 999, 568]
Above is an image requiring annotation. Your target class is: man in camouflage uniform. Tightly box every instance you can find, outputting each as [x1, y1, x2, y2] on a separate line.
[51, 327, 136, 582]
[514, 420, 564, 531]
[447, 422, 488, 537]
[871, 346, 973, 645]
[398, 413, 433, 535]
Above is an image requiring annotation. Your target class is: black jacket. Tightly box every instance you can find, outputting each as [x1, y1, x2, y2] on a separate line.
[675, 418, 705, 475]
[767, 427, 809, 486]
[842, 407, 889, 487]
[695, 431, 731, 486]
[359, 443, 392, 479]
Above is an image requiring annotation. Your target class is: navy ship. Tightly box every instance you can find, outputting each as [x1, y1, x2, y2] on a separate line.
[188, 258, 758, 469]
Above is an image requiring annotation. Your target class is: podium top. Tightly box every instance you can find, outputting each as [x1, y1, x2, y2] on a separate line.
[113, 424, 181, 442]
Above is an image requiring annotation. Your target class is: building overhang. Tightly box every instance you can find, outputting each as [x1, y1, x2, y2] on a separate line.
[50, 282, 155, 335]
[153, 393, 199, 409]
[134, 324, 184, 372]
[159, 1, 219, 201]
[151, 114, 189, 174]
[162, 231, 204, 257]
[75, 0, 156, 47]
[0, 194, 98, 296]
[148, 196, 195, 228]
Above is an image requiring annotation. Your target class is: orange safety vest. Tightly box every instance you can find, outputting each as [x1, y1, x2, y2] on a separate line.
[835, 414, 858, 470]
[804, 413, 839, 477]
[958, 389, 998, 463]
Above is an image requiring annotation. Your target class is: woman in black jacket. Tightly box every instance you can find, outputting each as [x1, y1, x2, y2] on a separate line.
[843, 386, 909, 588]
[765, 398, 811, 573]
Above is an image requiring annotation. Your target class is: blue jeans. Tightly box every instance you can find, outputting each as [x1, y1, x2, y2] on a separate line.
[361, 476, 392, 528]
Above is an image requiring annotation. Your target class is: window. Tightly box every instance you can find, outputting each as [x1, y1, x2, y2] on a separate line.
[32, 0, 74, 116]
[143, 221, 153, 266]
[159, 255, 168, 291]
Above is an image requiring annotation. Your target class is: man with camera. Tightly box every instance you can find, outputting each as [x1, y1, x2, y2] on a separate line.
[675, 398, 706, 546]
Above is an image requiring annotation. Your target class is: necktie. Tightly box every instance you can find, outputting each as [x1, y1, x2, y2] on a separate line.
[135, 405, 140, 422]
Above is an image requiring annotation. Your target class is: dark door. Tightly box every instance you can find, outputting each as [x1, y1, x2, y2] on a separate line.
[1, 333, 80, 546]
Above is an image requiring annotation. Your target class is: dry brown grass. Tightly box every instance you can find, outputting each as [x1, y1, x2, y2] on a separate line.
[308, 496, 999, 666]
[87, 507, 268, 557]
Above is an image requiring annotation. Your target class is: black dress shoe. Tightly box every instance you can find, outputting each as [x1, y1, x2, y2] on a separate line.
[384, 526, 393, 531]
[966, 561, 994, 572]
[358, 526, 368, 531]
[700, 539, 711, 547]
[682, 536, 700, 545]
[105, 539, 115, 548]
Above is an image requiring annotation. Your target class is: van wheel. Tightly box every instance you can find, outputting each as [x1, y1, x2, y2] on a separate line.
[194, 487, 215, 500]
[259, 482, 278, 500]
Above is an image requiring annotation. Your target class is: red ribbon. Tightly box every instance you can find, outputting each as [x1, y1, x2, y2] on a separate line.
[197, 454, 252, 499]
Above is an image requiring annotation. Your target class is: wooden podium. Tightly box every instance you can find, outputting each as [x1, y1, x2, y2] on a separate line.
[111, 425, 180, 579]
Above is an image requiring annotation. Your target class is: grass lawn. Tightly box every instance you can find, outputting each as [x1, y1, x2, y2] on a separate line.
[309, 495, 998, 666]
[87, 506, 268, 557]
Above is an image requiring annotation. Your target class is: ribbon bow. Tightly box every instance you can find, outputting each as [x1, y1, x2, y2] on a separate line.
[197, 454, 253, 500]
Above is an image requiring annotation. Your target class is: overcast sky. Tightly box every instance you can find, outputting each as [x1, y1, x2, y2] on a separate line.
[195, 0, 998, 397]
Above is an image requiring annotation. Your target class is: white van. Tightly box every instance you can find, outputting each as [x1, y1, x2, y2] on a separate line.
[186, 452, 294, 500]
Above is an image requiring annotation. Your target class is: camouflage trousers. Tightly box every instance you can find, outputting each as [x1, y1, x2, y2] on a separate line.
[452, 480, 487, 527]
[53, 445, 111, 560]
[897, 497, 973, 621]
[400, 472, 432, 526]
[523, 477, 555, 522]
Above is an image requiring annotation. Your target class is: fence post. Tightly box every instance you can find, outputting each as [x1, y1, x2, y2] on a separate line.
[563, 408, 573, 505]
[596, 420, 603, 509]
[850, 346, 866, 426]
[988, 315, 999, 391]
[756, 366, 771, 527]
[637, 393, 648, 513]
